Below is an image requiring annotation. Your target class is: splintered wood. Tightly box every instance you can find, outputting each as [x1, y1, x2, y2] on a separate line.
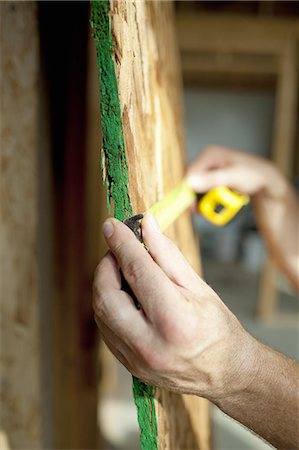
[109, 2, 210, 449]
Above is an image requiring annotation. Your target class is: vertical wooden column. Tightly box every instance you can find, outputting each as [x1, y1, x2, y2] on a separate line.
[0, 2, 42, 448]
[107, 2, 210, 448]
[85, 25, 109, 449]
[38, 3, 99, 447]
[257, 37, 298, 320]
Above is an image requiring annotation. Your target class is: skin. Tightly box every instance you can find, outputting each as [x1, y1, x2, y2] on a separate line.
[93, 147, 299, 449]
[188, 146, 299, 291]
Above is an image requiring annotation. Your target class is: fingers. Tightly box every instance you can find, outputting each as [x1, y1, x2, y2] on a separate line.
[142, 212, 200, 289]
[187, 146, 237, 193]
[94, 251, 121, 290]
[94, 315, 136, 372]
[187, 145, 269, 195]
[96, 316, 161, 384]
[189, 166, 263, 195]
[101, 218, 180, 320]
[93, 252, 150, 341]
[188, 168, 232, 193]
[188, 145, 233, 173]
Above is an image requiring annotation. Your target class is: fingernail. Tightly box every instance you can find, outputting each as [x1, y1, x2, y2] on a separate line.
[102, 219, 114, 239]
[148, 212, 161, 233]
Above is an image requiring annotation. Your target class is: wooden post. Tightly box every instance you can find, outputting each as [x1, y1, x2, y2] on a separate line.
[92, 1, 210, 448]
[38, 2, 99, 447]
[85, 24, 110, 449]
[257, 37, 298, 320]
[0, 2, 42, 448]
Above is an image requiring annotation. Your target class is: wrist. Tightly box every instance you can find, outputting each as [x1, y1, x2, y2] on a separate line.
[205, 326, 262, 404]
[256, 162, 289, 200]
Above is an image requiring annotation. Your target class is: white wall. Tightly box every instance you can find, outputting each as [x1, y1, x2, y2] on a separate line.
[183, 87, 275, 163]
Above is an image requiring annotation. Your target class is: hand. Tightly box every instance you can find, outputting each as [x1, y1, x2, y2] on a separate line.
[187, 146, 299, 291]
[187, 145, 286, 197]
[93, 213, 256, 400]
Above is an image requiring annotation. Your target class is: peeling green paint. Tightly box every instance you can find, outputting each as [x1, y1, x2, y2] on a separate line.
[133, 376, 158, 450]
[91, 2, 158, 449]
[91, 0, 132, 220]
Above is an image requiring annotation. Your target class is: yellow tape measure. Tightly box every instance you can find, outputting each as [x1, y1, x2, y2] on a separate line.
[149, 179, 249, 231]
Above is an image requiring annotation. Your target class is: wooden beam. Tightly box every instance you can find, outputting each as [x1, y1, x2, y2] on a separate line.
[176, 12, 299, 89]
[181, 51, 278, 88]
[176, 10, 299, 322]
[257, 37, 299, 321]
[0, 2, 42, 448]
[92, 1, 210, 448]
[38, 3, 99, 447]
[181, 52, 278, 77]
[176, 13, 299, 55]
[271, 39, 299, 177]
[85, 24, 108, 448]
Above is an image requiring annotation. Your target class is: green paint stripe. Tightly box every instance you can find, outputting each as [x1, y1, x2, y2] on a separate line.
[91, 2, 158, 449]
[91, 0, 132, 220]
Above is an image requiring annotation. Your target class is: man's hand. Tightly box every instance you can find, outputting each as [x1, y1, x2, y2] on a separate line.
[188, 146, 299, 291]
[93, 212, 299, 449]
[93, 213, 254, 399]
[187, 145, 285, 196]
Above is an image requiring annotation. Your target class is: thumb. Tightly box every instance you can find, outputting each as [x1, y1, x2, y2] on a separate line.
[142, 212, 200, 289]
[188, 167, 255, 194]
[102, 217, 178, 318]
[187, 170, 231, 193]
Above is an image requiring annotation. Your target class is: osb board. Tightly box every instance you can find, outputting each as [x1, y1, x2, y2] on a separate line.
[109, 2, 210, 449]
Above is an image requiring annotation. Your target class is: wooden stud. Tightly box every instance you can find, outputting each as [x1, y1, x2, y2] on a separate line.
[0, 2, 42, 448]
[175, 11, 299, 321]
[176, 13, 299, 55]
[39, 3, 99, 447]
[108, 2, 210, 448]
[257, 37, 299, 320]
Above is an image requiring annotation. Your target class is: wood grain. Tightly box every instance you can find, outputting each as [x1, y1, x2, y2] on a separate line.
[0, 2, 42, 448]
[109, 2, 210, 448]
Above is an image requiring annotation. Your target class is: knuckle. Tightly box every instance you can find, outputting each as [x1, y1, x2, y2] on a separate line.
[135, 343, 165, 372]
[158, 310, 196, 345]
[92, 277, 101, 300]
[93, 261, 102, 280]
[160, 317, 181, 342]
[92, 287, 107, 318]
[93, 259, 107, 292]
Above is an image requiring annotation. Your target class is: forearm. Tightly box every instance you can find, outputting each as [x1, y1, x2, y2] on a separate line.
[254, 173, 299, 291]
[188, 147, 299, 290]
[95, 213, 299, 449]
[213, 338, 299, 449]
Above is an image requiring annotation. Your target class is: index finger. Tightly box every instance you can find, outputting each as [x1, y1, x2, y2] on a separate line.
[94, 251, 121, 291]
[102, 218, 180, 321]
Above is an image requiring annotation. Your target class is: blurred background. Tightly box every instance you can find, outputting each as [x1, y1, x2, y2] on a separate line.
[1, 1, 298, 449]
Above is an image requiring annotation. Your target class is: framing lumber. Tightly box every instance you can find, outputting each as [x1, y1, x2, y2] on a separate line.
[176, 13, 299, 89]
[176, 11, 299, 320]
[0, 2, 42, 448]
[51, 29, 98, 450]
[38, 3, 99, 447]
[92, 1, 210, 449]
[176, 13, 299, 55]
[85, 25, 107, 448]
[257, 36, 299, 320]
